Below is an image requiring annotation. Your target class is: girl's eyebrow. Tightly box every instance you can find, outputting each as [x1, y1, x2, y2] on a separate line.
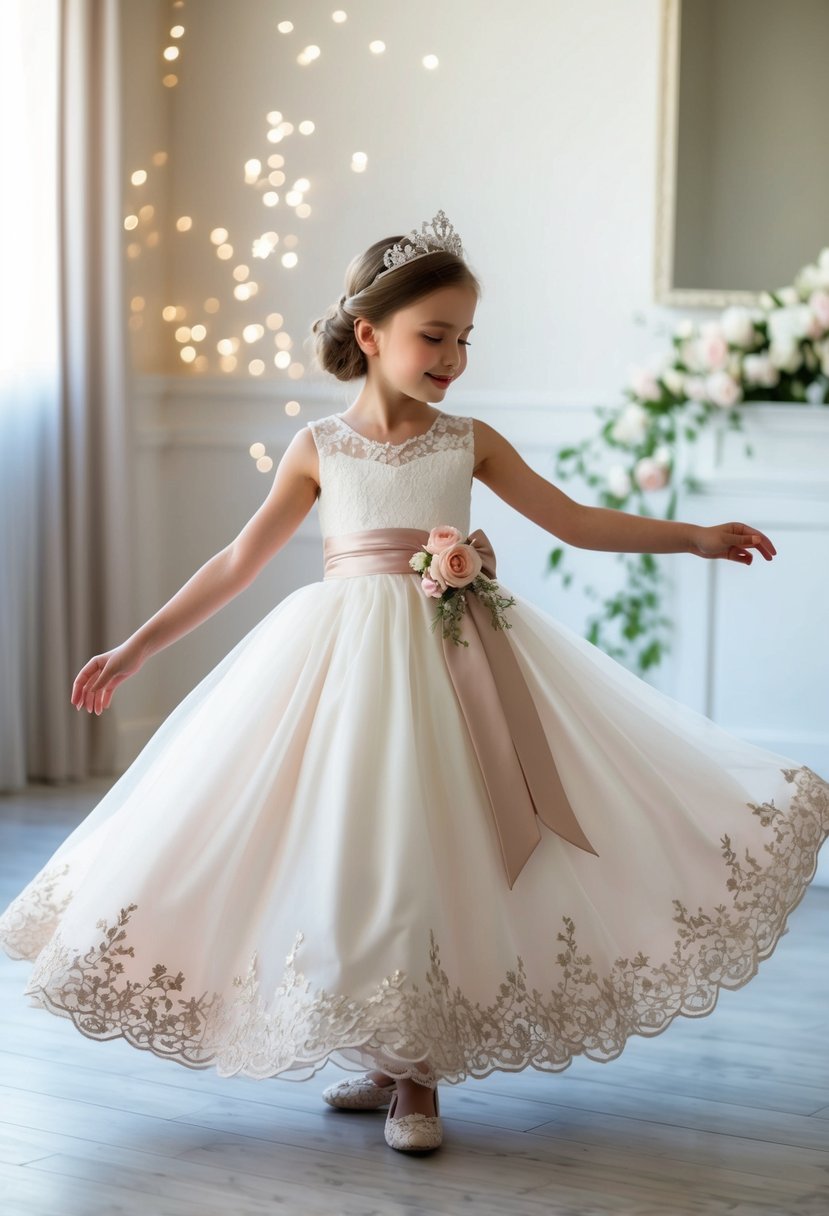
[421, 320, 475, 330]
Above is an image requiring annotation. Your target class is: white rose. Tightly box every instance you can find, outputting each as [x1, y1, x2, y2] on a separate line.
[796, 264, 823, 295]
[769, 304, 814, 344]
[705, 370, 743, 409]
[743, 353, 780, 389]
[634, 457, 669, 492]
[680, 337, 702, 372]
[628, 366, 661, 402]
[684, 375, 708, 402]
[818, 247, 829, 273]
[674, 318, 695, 339]
[606, 464, 632, 498]
[768, 339, 802, 374]
[778, 286, 799, 306]
[720, 306, 756, 348]
[662, 367, 685, 396]
[808, 289, 829, 333]
[758, 291, 776, 311]
[611, 402, 649, 445]
[653, 444, 672, 467]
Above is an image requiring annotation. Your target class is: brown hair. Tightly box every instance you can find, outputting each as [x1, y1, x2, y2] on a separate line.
[310, 234, 481, 381]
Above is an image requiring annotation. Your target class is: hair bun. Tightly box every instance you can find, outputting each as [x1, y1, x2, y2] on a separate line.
[310, 229, 479, 382]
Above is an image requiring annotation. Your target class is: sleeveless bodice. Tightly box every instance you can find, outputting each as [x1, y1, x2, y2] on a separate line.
[307, 411, 475, 539]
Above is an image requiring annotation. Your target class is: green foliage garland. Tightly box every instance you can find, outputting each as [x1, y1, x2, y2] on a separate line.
[547, 247, 829, 675]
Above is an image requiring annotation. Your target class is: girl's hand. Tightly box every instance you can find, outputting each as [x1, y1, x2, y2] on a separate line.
[688, 522, 777, 565]
[71, 639, 147, 715]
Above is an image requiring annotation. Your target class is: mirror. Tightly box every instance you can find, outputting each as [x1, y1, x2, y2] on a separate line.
[654, 0, 829, 308]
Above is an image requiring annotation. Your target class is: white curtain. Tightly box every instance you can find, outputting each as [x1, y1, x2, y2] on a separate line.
[0, 0, 135, 791]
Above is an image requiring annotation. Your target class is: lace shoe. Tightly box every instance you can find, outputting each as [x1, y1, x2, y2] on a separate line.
[384, 1085, 443, 1152]
[322, 1073, 396, 1110]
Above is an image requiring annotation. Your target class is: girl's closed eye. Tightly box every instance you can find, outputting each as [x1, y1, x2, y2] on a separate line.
[423, 335, 472, 346]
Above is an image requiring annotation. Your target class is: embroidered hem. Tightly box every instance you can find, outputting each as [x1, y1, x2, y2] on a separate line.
[1, 764, 826, 1086]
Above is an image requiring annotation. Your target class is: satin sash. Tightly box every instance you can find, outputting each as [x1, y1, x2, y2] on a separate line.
[323, 526, 598, 889]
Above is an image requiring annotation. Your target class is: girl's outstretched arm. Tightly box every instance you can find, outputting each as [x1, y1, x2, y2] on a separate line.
[71, 426, 321, 714]
[472, 418, 776, 563]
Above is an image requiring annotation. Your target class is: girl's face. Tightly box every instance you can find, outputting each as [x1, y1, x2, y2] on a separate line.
[359, 284, 477, 405]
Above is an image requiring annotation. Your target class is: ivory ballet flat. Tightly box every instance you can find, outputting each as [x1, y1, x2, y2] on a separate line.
[384, 1085, 443, 1153]
[322, 1073, 397, 1110]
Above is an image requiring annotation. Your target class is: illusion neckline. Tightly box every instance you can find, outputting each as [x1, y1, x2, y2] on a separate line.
[334, 411, 444, 449]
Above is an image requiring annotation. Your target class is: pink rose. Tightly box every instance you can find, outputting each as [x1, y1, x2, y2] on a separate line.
[633, 456, 669, 492]
[425, 525, 462, 555]
[809, 289, 829, 332]
[428, 558, 448, 590]
[432, 541, 482, 589]
[420, 576, 444, 598]
[699, 322, 729, 370]
[705, 370, 743, 408]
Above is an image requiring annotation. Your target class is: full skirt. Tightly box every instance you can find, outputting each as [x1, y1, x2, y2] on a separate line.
[1, 571, 827, 1085]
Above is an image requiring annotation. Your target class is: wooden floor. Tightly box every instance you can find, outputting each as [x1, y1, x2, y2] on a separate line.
[1, 779, 828, 1216]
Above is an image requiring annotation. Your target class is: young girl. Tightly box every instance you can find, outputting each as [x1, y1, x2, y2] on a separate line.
[2, 209, 827, 1156]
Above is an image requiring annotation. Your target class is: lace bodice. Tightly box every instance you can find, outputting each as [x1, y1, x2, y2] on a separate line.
[307, 411, 475, 539]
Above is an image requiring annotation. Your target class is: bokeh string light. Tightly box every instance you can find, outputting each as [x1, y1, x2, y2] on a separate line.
[163, 0, 186, 88]
[124, 4, 443, 468]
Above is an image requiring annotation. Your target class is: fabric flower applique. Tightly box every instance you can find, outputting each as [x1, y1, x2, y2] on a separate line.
[409, 525, 516, 646]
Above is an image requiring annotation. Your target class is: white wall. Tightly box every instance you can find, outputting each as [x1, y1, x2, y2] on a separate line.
[122, 0, 680, 390]
[118, 1, 829, 882]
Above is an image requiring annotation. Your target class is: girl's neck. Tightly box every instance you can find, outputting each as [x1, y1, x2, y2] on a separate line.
[338, 405, 442, 444]
[341, 400, 441, 435]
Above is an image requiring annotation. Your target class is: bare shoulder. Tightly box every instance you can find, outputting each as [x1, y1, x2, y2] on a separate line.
[471, 417, 517, 482]
[281, 423, 321, 498]
[468, 415, 580, 540]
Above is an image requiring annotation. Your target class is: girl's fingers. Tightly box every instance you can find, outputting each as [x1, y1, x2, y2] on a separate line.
[71, 670, 91, 707]
[721, 545, 751, 563]
[85, 678, 102, 712]
[754, 532, 776, 560]
[71, 658, 115, 713]
[727, 531, 775, 562]
[739, 527, 777, 560]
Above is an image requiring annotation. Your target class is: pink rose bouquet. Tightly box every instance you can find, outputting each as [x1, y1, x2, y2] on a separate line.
[408, 525, 516, 646]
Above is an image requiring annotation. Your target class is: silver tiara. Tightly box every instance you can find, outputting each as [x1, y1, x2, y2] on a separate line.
[373, 208, 465, 281]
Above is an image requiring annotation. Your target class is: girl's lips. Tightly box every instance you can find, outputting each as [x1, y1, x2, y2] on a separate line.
[427, 374, 452, 384]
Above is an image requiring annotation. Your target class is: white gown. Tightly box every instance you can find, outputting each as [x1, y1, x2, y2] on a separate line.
[1, 409, 827, 1085]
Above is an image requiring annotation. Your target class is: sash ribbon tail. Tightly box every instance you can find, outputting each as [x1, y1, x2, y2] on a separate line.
[441, 528, 599, 890]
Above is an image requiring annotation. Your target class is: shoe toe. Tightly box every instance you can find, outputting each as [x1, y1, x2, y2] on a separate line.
[383, 1089, 443, 1152]
[322, 1075, 395, 1110]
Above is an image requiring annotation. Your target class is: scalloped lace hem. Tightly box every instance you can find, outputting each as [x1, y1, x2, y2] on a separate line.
[3, 764, 827, 1087]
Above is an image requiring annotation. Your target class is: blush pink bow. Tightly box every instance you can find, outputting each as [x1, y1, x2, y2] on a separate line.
[323, 526, 599, 888]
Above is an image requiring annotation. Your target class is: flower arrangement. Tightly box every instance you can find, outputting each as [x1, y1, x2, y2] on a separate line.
[410, 525, 516, 646]
[550, 246, 829, 676]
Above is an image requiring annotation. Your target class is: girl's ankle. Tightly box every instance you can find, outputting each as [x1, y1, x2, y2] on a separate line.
[367, 1069, 395, 1086]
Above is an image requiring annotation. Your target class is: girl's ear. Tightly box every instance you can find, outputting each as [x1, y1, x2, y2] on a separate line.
[354, 318, 380, 358]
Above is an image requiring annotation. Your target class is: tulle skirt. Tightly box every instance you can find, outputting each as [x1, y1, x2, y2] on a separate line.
[1, 571, 827, 1084]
